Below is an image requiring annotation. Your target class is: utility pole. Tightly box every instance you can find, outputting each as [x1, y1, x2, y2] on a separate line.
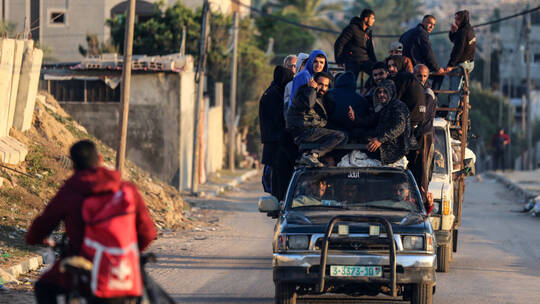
[190, 0, 210, 194]
[180, 25, 186, 55]
[508, 100, 513, 170]
[229, 12, 239, 172]
[483, 30, 492, 90]
[521, 94, 527, 170]
[525, 10, 533, 170]
[115, 0, 136, 174]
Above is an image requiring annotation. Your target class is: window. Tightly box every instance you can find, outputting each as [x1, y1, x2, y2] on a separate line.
[49, 10, 66, 25]
[534, 53, 540, 64]
[532, 11, 540, 25]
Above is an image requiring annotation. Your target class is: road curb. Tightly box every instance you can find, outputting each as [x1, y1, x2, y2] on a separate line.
[484, 171, 536, 199]
[206, 169, 259, 197]
[0, 254, 44, 284]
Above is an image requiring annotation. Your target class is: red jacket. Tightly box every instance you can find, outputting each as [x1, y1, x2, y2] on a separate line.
[26, 167, 157, 288]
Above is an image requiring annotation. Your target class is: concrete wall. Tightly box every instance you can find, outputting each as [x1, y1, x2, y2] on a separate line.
[205, 83, 224, 174]
[14, 46, 43, 132]
[59, 71, 196, 190]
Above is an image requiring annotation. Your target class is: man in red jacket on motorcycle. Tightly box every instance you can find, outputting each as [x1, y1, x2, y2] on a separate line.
[26, 140, 157, 304]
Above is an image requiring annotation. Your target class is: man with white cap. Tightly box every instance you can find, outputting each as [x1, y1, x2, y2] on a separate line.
[388, 41, 413, 73]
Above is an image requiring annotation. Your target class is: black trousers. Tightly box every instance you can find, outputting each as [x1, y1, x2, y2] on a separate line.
[294, 127, 346, 157]
[494, 149, 505, 170]
[345, 60, 374, 84]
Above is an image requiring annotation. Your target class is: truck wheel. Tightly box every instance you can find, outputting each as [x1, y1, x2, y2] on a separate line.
[275, 282, 297, 304]
[411, 283, 433, 304]
[453, 229, 459, 253]
[449, 233, 454, 262]
[436, 244, 451, 272]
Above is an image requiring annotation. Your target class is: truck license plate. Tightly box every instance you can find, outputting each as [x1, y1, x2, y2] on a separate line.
[330, 265, 382, 277]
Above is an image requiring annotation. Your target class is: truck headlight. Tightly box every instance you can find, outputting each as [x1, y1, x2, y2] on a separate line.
[402, 235, 424, 250]
[287, 235, 310, 250]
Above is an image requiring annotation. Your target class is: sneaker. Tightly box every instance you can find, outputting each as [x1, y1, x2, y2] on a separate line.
[299, 153, 324, 167]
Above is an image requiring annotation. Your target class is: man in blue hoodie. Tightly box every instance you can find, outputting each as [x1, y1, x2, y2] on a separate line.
[288, 50, 328, 108]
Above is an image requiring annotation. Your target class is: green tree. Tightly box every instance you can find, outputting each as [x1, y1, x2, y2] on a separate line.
[258, 0, 342, 60]
[78, 34, 118, 57]
[255, 12, 316, 62]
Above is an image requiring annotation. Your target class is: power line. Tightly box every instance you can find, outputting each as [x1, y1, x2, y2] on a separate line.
[232, 0, 540, 38]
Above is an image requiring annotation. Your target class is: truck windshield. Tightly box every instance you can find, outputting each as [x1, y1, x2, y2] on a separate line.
[287, 169, 422, 213]
[433, 127, 448, 174]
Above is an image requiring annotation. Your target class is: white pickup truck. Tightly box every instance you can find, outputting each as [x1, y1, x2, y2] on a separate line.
[428, 118, 475, 272]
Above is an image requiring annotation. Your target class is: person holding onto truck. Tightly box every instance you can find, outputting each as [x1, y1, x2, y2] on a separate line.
[411, 64, 437, 201]
[259, 65, 295, 193]
[445, 10, 476, 121]
[286, 71, 346, 167]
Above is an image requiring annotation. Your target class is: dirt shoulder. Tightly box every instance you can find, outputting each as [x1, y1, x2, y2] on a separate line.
[0, 92, 196, 269]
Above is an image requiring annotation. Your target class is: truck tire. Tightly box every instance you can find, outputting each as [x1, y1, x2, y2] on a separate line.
[449, 232, 454, 262]
[453, 229, 458, 253]
[436, 244, 451, 272]
[411, 283, 433, 304]
[275, 282, 296, 304]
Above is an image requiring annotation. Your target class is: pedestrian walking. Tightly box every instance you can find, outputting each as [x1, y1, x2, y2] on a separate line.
[491, 128, 510, 170]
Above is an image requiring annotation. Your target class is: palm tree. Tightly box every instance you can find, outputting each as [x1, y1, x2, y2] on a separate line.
[271, 0, 344, 58]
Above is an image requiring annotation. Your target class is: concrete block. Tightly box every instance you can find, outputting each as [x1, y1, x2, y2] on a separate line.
[14, 48, 43, 132]
[0, 39, 15, 137]
[4, 255, 43, 278]
[0, 136, 27, 165]
[7, 40, 25, 132]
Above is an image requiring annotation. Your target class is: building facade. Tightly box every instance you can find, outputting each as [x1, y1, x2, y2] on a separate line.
[0, 0, 250, 62]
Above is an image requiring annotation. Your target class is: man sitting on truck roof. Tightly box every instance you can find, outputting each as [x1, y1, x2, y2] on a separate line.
[348, 79, 411, 165]
[286, 71, 347, 167]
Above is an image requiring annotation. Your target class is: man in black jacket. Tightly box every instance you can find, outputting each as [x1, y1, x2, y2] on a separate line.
[400, 15, 444, 89]
[334, 9, 377, 81]
[363, 79, 410, 165]
[446, 10, 476, 121]
[400, 15, 444, 74]
[259, 66, 294, 192]
[386, 55, 426, 138]
[412, 64, 437, 201]
[287, 72, 346, 167]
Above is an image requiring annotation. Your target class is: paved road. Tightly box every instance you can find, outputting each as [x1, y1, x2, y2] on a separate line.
[4, 175, 540, 303]
[148, 175, 540, 304]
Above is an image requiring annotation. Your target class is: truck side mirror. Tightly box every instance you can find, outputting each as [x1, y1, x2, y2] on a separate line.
[258, 196, 280, 215]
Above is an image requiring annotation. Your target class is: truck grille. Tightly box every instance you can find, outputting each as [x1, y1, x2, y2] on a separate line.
[315, 237, 390, 251]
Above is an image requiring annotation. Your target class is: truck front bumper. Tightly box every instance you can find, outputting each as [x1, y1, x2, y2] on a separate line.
[273, 253, 436, 285]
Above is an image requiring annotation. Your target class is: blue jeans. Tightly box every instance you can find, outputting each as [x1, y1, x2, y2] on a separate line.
[447, 61, 474, 121]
